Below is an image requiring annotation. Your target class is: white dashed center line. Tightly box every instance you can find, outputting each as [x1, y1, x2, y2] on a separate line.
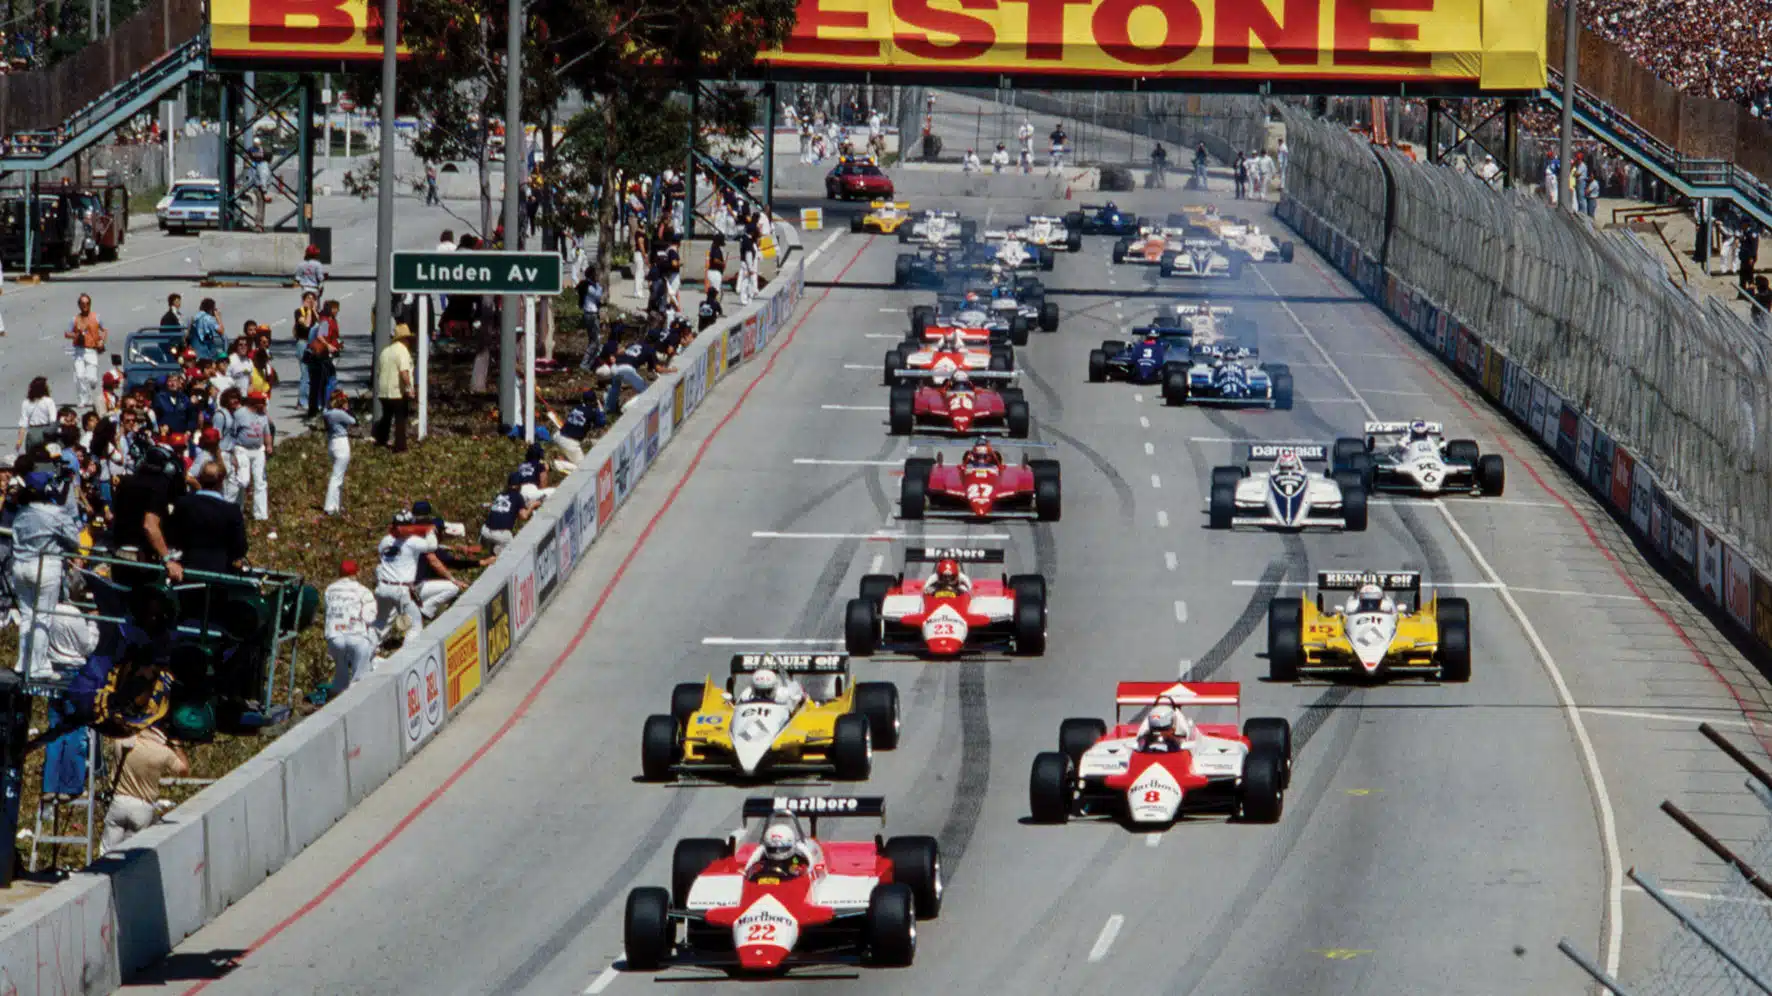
[1088, 914, 1126, 963]
[1164, 552, 1177, 571]
[1174, 600, 1187, 623]
[1156, 510, 1169, 528]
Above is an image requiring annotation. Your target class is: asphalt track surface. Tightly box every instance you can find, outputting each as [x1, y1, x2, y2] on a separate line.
[128, 183, 1772, 996]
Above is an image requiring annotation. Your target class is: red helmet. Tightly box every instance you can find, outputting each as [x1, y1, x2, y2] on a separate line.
[936, 559, 961, 582]
[969, 441, 993, 463]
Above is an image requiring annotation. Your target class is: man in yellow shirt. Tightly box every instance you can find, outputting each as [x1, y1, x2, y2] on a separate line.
[374, 324, 416, 453]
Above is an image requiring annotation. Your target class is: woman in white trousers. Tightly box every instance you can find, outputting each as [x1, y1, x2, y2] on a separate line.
[320, 391, 356, 514]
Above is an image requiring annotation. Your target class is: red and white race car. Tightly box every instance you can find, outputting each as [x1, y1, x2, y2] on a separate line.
[883, 331, 1012, 387]
[888, 371, 1029, 437]
[1110, 223, 1188, 266]
[844, 547, 1047, 656]
[899, 438, 1060, 520]
[623, 796, 942, 973]
[1028, 682, 1290, 827]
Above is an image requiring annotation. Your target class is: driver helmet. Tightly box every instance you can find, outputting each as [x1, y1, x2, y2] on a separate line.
[949, 370, 973, 391]
[1355, 583, 1387, 613]
[1147, 704, 1176, 734]
[968, 440, 994, 465]
[1105, 201, 1117, 213]
[964, 290, 980, 305]
[762, 823, 797, 861]
[990, 262, 1004, 279]
[1273, 450, 1305, 475]
[750, 668, 780, 698]
[936, 558, 962, 586]
[1407, 419, 1431, 442]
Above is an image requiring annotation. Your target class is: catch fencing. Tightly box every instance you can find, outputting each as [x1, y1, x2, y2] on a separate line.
[1641, 816, 1772, 996]
[936, 87, 1270, 167]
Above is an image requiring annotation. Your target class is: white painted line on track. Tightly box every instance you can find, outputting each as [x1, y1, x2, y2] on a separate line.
[864, 333, 902, 339]
[1164, 552, 1178, 571]
[1157, 510, 1169, 528]
[702, 638, 847, 646]
[1231, 579, 1502, 589]
[794, 458, 902, 467]
[1510, 586, 1646, 601]
[805, 229, 844, 265]
[1189, 435, 1317, 445]
[1372, 496, 1565, 509]
[754, 531, 1008, 541]
[1087, 914, 1125, 963]
[1582, 708, 1760, 730]
[1299, 397, 1366, 404]
[1178, 659, 1192, 678]
[584, 959, 621, 994]
[1139, 416, 1150, 429]
[1133, 393, 1144, 404]
[1174, 600, 1187, 623]
[1254, 261, 1624, 976]
[869, 553, 885, 573]
[842, 364, 879, 371]
[1144, 442, 1155, 456]
[879, 307, 905, 313]
[1145, 833, 1161, 848]
[1150, 474, 1161, 489]
[821, 404, 889, 411]
[1357, 388, 1433, 397]
[1623, 884, 1772, 907]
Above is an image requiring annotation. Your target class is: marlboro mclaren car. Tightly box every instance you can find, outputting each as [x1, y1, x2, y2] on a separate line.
[899, 439, 1060, 521]
[888, 371, 1029, 437]
[884, 332, 1012, 386]
[639, 654, 901, 783]
[1338, 421, 1506, 497]
[623, 796, 941, 973]
[1208, 443, 1367, 531]
[1267, 571, 1471, 683]
[1028, 681, 1290, 826]
[1110, 221, 1189, 267]
[843, 547, 1048, 657]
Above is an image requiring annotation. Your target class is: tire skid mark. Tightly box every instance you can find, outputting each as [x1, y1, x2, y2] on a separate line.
[935, 662, 992, 875]
[1038, 423, 1137, 521]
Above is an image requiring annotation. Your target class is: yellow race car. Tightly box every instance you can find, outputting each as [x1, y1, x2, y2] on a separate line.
[1266, 571, 1469, 682]
[639, 654, 901, 782]
[851, 200, 914, 235]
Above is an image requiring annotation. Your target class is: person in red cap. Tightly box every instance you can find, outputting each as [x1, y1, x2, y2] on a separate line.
[229, 391, 274, 520]
[323, 558, 378, 695]
[295, 243, 326, 298]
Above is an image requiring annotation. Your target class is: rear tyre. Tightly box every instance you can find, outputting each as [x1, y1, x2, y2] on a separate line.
[883, 348, 904, 386]
[1445, 440, 1481, 467]
[623, 888, 673, 971]
[1163, 368, 1189, 407]
[1242, 717, 1293, 788]
[1332, 437, 1366, 475]
[1100, 339, 1127, 357]
[1209, 480, 1237, 530]
[1239, 749, 1285, 823]
[1267, 598, 1303, 682]
[1006, 400, 1032, 439]
[883, 836, 942, 917]
[1013, 592, 1047, 656]
[1065, 231, 1083, 253]
[1032, 460, 1062, 522]
[670, 683, 704, 727]
[856, 681, 902, 750]
[859, 574, 895, 609]
[1039, 247, 1055, 271]
[1271, 373, 1294, 411]
[832, 713, 873, 780]
[672, 838, 728, 907]
[889, 387, 916, 436]
[1009, 574, 1047, 607]
[640, 715, 680, 781]
[1279, 240, 1295, 262]
[845, 599, 880, 655]
[1337, 478, 1368, 532]
[1009, 314, 1030, 346]
[910, 305, 933, 336]
[1058, 717, 1106, 766]
[866, 884, 917, 966]
[1112, 238, 1129, 264]
[1088, 349, 1108, 383]
[1159, 252, 1176, 277]
[1437, 598, 1472, 682]
[1040, 301, 1060, 332]
[1028, 751, 1075, 824]
[989, 347, 1014, 373]
[850, 215, 865, 233]
[1477, 454, 1506, 496]
[1210, 466, 1246, 492]
[893, 256, 912, 288]
[899, 460, 930, 520]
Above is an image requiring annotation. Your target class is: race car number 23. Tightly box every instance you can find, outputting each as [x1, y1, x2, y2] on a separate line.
[929, 620, 960, 637]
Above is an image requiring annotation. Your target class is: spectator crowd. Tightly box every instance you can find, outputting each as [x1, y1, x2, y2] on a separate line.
[1579, 0, 1772, 114]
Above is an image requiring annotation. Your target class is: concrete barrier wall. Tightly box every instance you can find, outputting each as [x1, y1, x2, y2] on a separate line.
[0, 224, 813, 993]
[198, 231, 312, 278]
[774, 162, 1065, 200]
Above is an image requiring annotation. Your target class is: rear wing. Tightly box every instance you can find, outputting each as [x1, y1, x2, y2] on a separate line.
[1115, 681, 1240, 706]
[1317, 570, 1422, 592]
[903, 546, 1005, 564]
[1129, 325, 1192, 340]
[1026, 214, 1063, 223]
[1245, 442, 1327, 462]
[1173, 305, 1235, 316]
[896, 370, 1017, 381]
[1195, 343, 1257, 359]
[1363, 421, 1441, 435]
[742, 796, 886, 823]
[729, 653, 850, 676]
[1182, 239, 1222, 249]
[869, 200, 911, 210]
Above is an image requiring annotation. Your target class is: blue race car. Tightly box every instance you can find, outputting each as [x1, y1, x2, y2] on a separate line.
[1062, 202, 1144, 236]
[1161, 344, 1293, 410]
[1087, 326, 1193, 384]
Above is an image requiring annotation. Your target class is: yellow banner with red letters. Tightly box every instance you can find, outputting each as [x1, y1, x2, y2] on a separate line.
[211, 0, 410, 61]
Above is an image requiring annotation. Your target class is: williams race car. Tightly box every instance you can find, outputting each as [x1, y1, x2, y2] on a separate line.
[1005, 214, 1083, 253]
[1088, 325, 1193, 385]
[844, 546, 1048, 656]
[1028, 681, 1290, 827]
[1161, 343, 1293, 410]
[901, 209, 977, 246]
[1338, 421, 1506, 497]
[623, 797, 941, 972]
[889, 371, 1030, 437]
[884, 331, 1013, 386]
[850, 200, 914, 235]
[899, 438, 1060, 521]
[1160, 238, 1242, 279]
[1063, 202, 1143, 236]
[639, 654, 901, 782]
[1266, 570, 1471, 682]
[910, 287, 1052, 343]
[1208, 443, 1368, 531]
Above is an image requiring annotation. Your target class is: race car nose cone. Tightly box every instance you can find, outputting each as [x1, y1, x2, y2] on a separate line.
[951, 413, 972, 430]
[969, 498, 992, 515]
[739, 945, 791, 971]
[927, 636, 964, 655]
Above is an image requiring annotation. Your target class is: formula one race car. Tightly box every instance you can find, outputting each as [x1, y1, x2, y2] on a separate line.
[1005, 214, 1083, 253]
[850, 200, 914, 235]
[1110, 221, 1189, 267]
[1181, 205, 1294, 262]
[1171, 303, 1250, 348]
[899, 438, 1060, 521]
[1088, 324, 1193, 385]
[902, 209, 976, 247]
[889, 371, 1029, 437]
[884, 331, 1012, 386]
[910, 289, 1042, 344]
[1337, 421, 1506, 497]
[892, 247, 964, 290]
[1208, 443, 1367, 531]
[1161, 343, 1293, 410]
[844, 546, 1048, 656]
[825, 156, 894, 200]
[1063, 202, 1143, 236]
[977, 233, 1055, 272]
[1160, 238, 1242, 279]
[1028, 681, 1290, 826]
[623, 796, 942, 973]
[639, 654, 901, 782]
[1266, 571, 1470, 682]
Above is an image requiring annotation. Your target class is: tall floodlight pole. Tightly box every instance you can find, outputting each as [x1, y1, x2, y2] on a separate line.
[500, 0, 523, 428]
[1559, 0, 1577, 212]
[373, 0, 398, 419]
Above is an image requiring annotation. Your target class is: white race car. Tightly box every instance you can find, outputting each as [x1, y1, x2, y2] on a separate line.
[904, 210, 976, 246]
[1160, 238, 1241, 279]
[1111, 224, 1190, 266]
[1008, 214, 1083, 253]
[978, 233, 1053, 272]
[1212, 218, 1294, 263]
[1208, 443, 1368, 531]
[1171, 303, 1246, 348]
[1338, 420, 1506, 497]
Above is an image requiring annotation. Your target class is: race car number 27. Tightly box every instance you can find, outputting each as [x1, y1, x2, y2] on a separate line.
[966, 484, 994, 501]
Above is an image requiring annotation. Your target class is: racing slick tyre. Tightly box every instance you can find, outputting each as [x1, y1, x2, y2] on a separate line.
[1243, 717, 1293, 789]
[999, 387, 1028, 410]
[889, 387, 916, 436]
[1009, 314, 1031, 346]
[850, 214, 865, 233]
[1332, 437, 1366, 474]
[1111, 238, 1130, 264]
[893, 255, 912, 288]
[1445, 439, 1482, 472]
[1032, 460, 1063, 522]
[1436, 597, 1472, 682]
[1100, 339, 1128, 357]
[1039, 300, 1060, 332]
[1159, 252, 1177, 277]
[883, 348, 905, 386]
[1211, 466, 1247, 492]
[671, 683, 704, 727]
[845, 599, 881, 655]
[959, 220, 978, 243]
[1088, 349, 1109, 383]
[1059, 718, 1107, 766]
[640, 714, 681, 781]
[1477, 454, 1506, 496]
[1334, 476, 1369, 532]
[883, 836, 943, 917]
[1006, 399, 1032, 439]
[856, 681, 903, 750]
[1239, 749, 1285, 824]
[898, 226, 911, 243]
[1163, 367, 1190, 407]
[1010, 573, 1048, 608]
[1066, 230, 1083, 253]
[1028, 751, 1075, 824]
[1270, 372, 1294, 411]
[900, 459, 931, 519]
[866, 883, 918, 966]
[1209, 479, 1237, 530]
[624, 887, 674, 971]
[833, 713, 874, 780]
[1267, 598, 1304, 682]
[1063, 210, 1085, 232]
[989, 347, 1014, 373]
[1279, 240, 1295, 262]
[859, 574, 896, 609]
[672, 838, 729, 907]
[910, 305, 934, 336]
[1013, 591, 1047, 656]
[1039, 247, 1056, 271]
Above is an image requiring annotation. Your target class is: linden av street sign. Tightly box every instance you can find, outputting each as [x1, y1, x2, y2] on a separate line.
[391, 250, 564, 295]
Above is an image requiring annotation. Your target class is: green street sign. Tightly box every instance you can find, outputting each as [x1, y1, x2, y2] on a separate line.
[391, 250, 563, 295]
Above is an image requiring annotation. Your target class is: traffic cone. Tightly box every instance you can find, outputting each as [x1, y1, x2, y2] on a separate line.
[1064, 183, 1072, 200]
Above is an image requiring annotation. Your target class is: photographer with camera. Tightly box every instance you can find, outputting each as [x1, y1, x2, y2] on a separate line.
[9, 464, 82, 678]
[109, 445, 187, 587]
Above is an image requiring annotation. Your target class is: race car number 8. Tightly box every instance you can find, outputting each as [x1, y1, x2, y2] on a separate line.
[1143, 789, 1162, 803]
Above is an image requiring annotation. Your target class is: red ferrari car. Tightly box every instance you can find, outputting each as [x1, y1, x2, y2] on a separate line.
[889, 372, 1029, 437]
[623, 796, 941, 973]
[1028, 682, 1291, 827]
[844, 547, 1047, 656]
[825, 156, 894, 200]
[900, 440, 1060, 520]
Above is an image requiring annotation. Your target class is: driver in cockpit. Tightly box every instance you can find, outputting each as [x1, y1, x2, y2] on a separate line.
[1342, 582, 1395, 617]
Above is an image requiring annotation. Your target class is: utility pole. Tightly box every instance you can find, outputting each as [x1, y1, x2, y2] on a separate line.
[499, 0, 523, 428]
[372, 0, 397, 419]
[1559, 0, 1578, 212]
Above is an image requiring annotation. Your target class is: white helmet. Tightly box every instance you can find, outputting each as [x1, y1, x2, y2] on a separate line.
[751, 669, 780, 697]
[1273, 450, 1305, 475]
[1408, 419, 1430, 441]
[1355, 583, 1386, 612]
[950, 370, 972, 390]
[990, 262, 1004, 278]
[1147, 704, 1177, 733]
[763, 823, 796, 861]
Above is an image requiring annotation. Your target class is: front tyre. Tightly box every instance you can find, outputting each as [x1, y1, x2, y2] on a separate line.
[1267, 598, 1303, 682]
[832, 713, 874, 780]
[1028, 751, 1074, 824]
[845, 599, 881, 655]
[855, 681, 902, 750]
[640, 715, 680, 782]
[866, 884, 918, 966]
[623, 888, 674, 971]
[883, 836, 943, 917]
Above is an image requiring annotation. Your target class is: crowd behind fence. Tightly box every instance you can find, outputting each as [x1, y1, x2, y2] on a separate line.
[935, 88, 1270, 168]
[1280, 106, 1772, 569]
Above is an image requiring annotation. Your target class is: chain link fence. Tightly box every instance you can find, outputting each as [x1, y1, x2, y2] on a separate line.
[1640, 812, 1772, 996]
[932, 87, 1269, 166]
[1279, 105, 1772, 568]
